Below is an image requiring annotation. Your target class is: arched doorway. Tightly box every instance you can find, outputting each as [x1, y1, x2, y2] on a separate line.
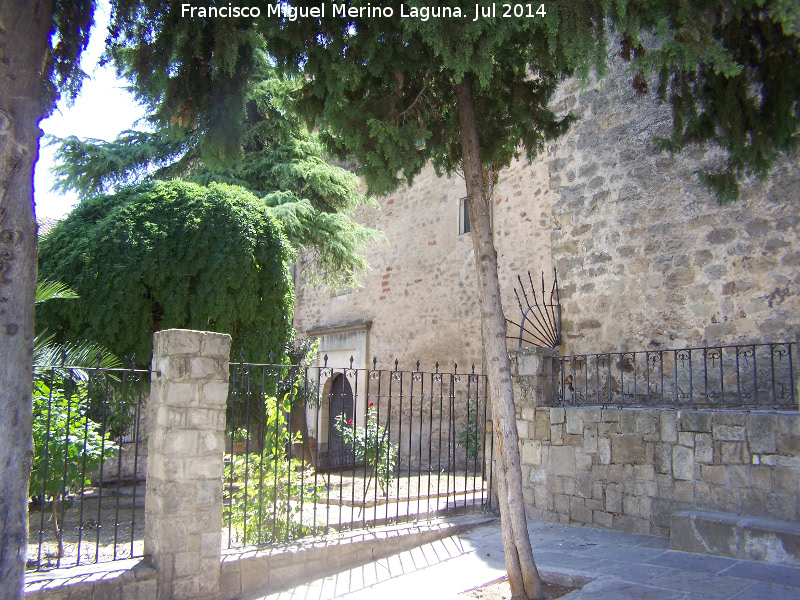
[328, 374, 355, 468]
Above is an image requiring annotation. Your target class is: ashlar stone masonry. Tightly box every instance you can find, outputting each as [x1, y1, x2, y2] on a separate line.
[510, 348, 800, 539]
[146, 329, 231, 600]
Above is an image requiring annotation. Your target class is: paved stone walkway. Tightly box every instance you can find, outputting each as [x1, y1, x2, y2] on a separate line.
[246, 518, 800, 600]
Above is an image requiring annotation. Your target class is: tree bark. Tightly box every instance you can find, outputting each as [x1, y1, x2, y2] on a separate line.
[455, 75, 544, 600]
[0, 1, 53, 597]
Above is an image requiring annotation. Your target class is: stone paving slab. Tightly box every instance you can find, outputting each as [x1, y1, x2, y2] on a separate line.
[244, 518, 800, 600]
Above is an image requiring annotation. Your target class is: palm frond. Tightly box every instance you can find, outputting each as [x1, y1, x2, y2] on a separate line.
[35, 280, 79, 304]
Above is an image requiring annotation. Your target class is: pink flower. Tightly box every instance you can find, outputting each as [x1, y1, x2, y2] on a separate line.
[348, 419, 354, 425]
[368, 402, 375, 407]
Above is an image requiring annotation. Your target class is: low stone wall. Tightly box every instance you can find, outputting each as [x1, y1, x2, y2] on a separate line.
[23, 559, 156, 600]
[509, 348, 800, 537]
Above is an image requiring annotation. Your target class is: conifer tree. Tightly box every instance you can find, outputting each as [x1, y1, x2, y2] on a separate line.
[52, 58, 381, 289]
[37, 180, 295, 366]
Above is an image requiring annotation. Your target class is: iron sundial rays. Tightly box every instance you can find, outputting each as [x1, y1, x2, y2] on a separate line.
[506, 268, 561, 348]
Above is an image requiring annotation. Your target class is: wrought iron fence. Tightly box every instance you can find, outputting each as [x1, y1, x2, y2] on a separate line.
[224, 357, 493, 549]
[28, 363, 149, 571]
[550, 342, 797, 409]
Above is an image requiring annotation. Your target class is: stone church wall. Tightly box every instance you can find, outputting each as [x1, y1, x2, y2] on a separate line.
[546, 61, 800, 355]
[293, 58, 799, 366]
[293, 157, 556, 370]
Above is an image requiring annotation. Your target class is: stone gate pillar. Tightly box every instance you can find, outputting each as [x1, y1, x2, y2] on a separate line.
[145, 329, 231, 600]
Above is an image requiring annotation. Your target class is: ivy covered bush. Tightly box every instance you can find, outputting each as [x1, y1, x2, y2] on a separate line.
[38, 180, 294, 366]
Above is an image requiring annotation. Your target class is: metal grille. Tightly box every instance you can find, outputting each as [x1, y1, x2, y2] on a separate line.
[224, 357, 493, 549]
[549, 342, 797, 409]
[28, 365, 149, 571]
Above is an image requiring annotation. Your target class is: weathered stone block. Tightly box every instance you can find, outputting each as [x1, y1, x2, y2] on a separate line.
[701, 465, 727, 486]
[606, 483, 622, 513]
[549, 446, 576, 476]
[713, 424, 746, 441]
[695, 433, 714, 464]
[550, 424, 564, 445]
[566, 410, 583, 435]
[576, 449, 593, 472]
[611, 435, 646, 464]
[550, 407, 566, 424]
[654, 443, 672, 474]
[773, 467, 798, 494]
[634, 464, 655, 481]
[721, 442, 745, 464]
[553, 493, 570, 515]
[747, 413, 779, 454]
[598, 437, 611, 465]
[521, 441, 542, 466]
[534, 409, 551, 441]
[680, 411, 713, 433]
[582, 426, 598, 454]
[599, 421, 620, 436]
[778, 434, 800, 455]
[673, 446, 695, 481]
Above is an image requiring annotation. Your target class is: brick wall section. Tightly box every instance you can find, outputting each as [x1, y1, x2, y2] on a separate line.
[146, 329, 231, 600]
[510, 348, 800, 537]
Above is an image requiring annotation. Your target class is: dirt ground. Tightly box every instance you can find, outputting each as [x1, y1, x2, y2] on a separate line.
[27, 484, 145, 571]
[461, 577, 577, 600]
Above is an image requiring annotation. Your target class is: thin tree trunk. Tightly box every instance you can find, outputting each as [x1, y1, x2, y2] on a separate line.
[456, 75, 544, 600]
[51, 498, 63, 560]
[0, 2, 52, 597]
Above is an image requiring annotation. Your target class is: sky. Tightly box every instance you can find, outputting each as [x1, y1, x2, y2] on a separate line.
[34, 2, 146, 221]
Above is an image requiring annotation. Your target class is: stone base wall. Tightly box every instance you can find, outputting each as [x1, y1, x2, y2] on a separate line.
[516, 406, 800, 536]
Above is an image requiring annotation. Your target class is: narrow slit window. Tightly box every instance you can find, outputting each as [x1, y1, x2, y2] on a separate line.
[460, 197, 471, 234]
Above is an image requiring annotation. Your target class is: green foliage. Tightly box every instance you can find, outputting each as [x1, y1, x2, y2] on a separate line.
[623, 0, 800, 202]
[263, 0, 798, 203]
[224, 395, 324, 546]
[30, 377, 117, 557]
[37, 179, 293, 366]
[41, 0, 96, 113]
[52, 55, 381, 289]
[333, 405, 398, 496]
[29, 379, 115, 501]
[34, 279, 122, 372]
[456, 406, 483, 463]
[277, 337, 320, 409]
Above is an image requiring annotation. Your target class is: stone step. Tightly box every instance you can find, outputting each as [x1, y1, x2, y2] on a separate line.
[671, 509, 800, 565]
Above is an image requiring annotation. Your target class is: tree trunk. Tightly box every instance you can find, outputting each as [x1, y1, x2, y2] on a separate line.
[455, 75, 544, 600]
[0, 2, 52, 597]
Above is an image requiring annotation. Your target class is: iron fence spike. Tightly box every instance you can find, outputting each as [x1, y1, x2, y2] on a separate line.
[373, 356, 377, 370]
